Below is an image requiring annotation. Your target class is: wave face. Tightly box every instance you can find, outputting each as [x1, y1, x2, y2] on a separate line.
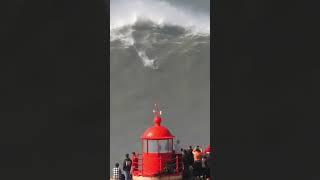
[111, 20, 209, 69]
[110, 0, 210, 173]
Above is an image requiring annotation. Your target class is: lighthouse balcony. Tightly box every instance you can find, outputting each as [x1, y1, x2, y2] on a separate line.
[132, 153, 183, 179]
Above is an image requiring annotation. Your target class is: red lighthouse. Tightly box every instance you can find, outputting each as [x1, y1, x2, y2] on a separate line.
[132, 105, 183, 180]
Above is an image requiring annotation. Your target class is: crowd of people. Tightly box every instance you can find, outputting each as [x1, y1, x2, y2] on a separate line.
[112, 140, 212, 180]
[181, 144, 211, 180]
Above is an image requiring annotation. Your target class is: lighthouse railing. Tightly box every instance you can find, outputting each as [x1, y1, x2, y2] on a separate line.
[132, 153, 143, 176]
[132, 153, 183, 177]
[174, 153, 183, 175]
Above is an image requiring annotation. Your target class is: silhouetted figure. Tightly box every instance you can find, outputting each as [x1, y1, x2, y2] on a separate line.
[187, 146, 194, 166]
[170, 150, 177, 173]
[202, 154, 210, 179]
[205, 152, 212, 180]
[182, 149, 191, 179]
[177, 152, 183, 172]
[122, 154, 132, 180]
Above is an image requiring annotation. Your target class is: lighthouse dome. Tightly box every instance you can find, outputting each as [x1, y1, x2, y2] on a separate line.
[141, 125, 174, 140]
[141, 109, 174, 140]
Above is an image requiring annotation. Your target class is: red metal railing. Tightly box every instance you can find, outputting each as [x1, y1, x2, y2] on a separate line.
[131, 153, 183, 177]
[131, 153, 142, 176]
[131, 148, 215, 177]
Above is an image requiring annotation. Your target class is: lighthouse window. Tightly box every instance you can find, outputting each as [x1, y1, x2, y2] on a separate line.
[143, 140, 148, 152]
[159, 140, 171, 153]
[148, 140, 158, 153]
[168, 139, 173, 152]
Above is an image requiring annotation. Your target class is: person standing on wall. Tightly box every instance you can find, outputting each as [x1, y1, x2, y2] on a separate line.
[122, 154, 132, 180]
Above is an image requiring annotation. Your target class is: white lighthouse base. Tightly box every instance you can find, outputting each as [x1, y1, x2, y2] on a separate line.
[132, 174, 183, 180]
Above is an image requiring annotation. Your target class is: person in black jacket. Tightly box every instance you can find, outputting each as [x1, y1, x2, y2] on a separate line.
[182, 149, 191, 179]
[122, 154, 132, 180]
[187, 146, 194, 167]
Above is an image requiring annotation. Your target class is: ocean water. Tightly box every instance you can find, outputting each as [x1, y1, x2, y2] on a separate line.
[110, 0, 210, 174]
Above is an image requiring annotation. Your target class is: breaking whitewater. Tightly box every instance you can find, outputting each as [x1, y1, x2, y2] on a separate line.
[110, 0, 210, 174]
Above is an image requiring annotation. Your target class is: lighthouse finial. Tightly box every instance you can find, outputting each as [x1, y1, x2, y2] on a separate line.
[153, 104, 162, 116]
[153, 104, 162, 126]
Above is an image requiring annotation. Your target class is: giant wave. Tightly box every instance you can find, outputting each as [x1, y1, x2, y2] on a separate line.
[110, 0, 210, 69]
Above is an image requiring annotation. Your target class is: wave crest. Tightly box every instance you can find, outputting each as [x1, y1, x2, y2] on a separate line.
[110, 0, 209, 35]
